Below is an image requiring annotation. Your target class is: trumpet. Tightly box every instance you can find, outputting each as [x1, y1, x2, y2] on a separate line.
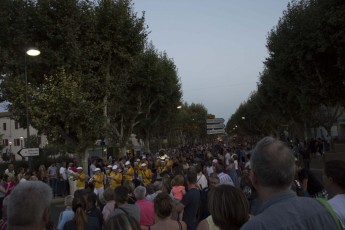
[88, 175, 95, 183]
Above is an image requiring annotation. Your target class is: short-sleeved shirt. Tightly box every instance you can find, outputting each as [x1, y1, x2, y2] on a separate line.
[181, 188, 200, 230]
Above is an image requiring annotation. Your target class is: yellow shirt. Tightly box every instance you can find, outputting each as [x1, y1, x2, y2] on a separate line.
[167, 159, 174, 167]
[76, 172, 86, 188]
[139, 168, 152, 185]
[110, 171, 122, 189]
[94, 173, 104, 188]
[157, 165, 167, 175]
[123, 167, 134, 181]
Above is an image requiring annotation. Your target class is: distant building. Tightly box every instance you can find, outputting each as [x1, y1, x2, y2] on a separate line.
[0, 112, 48, 161]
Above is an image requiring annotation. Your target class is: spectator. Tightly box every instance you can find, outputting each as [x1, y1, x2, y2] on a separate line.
[134, 185, 154, 226]
[196, 166, 208, 190]
[57, 195, 75, 230]
[59, 162, 69, 197]
[215, 164, 234, 186]
[146, 181, 162, 201]
[323, 160, 345, 228]
[7, 181, 52, 229]
[48, 163, 58, 197]
[241, 136, 340, 230]
[102, 188, 115, 222]
[148, 192, 187, 230]
[63, 194, 100, 230]
[176, 171, 200, 230]
[198, 184, 249, 230]
[0, 196, 9, 229]
[108, 186, 140, 223]
[104, 213, 141, 230]
[85, 192, 102, 227]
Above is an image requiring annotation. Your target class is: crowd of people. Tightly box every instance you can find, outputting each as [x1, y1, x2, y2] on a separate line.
[0, 136, 344, 230]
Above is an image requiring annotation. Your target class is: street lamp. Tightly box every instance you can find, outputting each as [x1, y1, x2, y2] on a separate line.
[20, 136, 24, 148]
[25, 48, 40, 169]
[9, 141, 12, 153]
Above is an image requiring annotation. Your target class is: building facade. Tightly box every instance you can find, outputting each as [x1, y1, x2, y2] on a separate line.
[0, 112, 48, 161]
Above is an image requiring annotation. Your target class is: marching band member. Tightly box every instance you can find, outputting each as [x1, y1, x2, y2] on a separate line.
[109, 165, 122, 189]
[123, 161, 134, 181]
[75, 167, 86, 190]
[138, 163, 152, 186]
[93, 168, 104, 199]
[105, 165, 112, 188]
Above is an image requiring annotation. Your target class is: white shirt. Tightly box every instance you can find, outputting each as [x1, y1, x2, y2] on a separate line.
[225, 152, 231, 166]
[196, 173, 208, 190]
[328, 194, 345, 228]
[59, 166, 67, 180]
[218, 172, 234, 186]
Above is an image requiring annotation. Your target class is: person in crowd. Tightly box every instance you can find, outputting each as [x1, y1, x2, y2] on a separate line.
[16, 167, 25, 182]
[109, 165, 122, 189]
[102, 188, 116, 222]
[146, 181, 163, 201]
[59, 162, 69, 197]
[171, 175, 186, 202]
[104, 213, 141, 230]
[198, 184, 250, 230]
[67, 162, 77, 195]
[85, 192, 102, 227]
[123, 161, 134, 182]
[196, 166, 208, 190]
[4, 164, 15, 178]
[241, 136, 340, 230]
[145, 192, 187, 230]
[214, 164, 234, 186]
[89, 159, 97, 178]
[48, 163, 58, 197]
[57, 195, 75, 230]
[4, 174, 16, 197]
[240, 165, 259, 215]
[7, 181, 52, 230]
[0, 195, 9, 229]
[198, 175, 220, 222]
[323, 160, 345, 228]
[139, 163, 153, 186]
[176, 170, 200, 230]
[92, 168, 104, 200]
[295, 160, 328, 198]
[134, 185, 154, 227]
[63, 194, 100, 230]
[108, 186, 140, 223]
[38, 164, 49, 183]
[75, 167, 86, 190]
[123, 180, 136, 204]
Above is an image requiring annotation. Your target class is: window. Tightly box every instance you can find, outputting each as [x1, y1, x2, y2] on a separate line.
[15, 121, 20, 129]
[14, 139, 20, 146]
[3, 123, 6, 131]
[2, 139, 8, 146]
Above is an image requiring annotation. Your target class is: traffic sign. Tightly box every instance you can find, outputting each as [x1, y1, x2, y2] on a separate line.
[18, 148, 39, 157]
[206, 118, 225, 124]
[207, 123, 225, 129]
[207, 129, 225, 134]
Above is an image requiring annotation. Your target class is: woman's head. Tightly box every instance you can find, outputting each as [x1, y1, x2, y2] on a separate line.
[154, 192, 174, 219]
[172, 175, 184, 187]
[208, 184, 249, 230]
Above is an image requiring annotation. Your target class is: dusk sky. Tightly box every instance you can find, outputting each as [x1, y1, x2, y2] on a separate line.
[132, 0, 291, 121]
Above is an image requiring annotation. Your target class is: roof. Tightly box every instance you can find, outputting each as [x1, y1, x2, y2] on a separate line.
[0, 112, 12, 118]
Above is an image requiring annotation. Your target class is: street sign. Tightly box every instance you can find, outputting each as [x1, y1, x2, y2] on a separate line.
[207, 129, 225, 134]
[18, 148, 39, 157]
[207, 123, 225, 129]
[206, 118, 225, 124]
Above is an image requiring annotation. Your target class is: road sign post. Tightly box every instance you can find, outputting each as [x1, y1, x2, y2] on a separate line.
[206, 118, 226, 135]
[18, 148, 40, 157]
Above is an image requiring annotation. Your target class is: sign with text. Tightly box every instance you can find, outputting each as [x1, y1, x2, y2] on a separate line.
[19, 148, 39, 157]
[206, 118, 225, 124]
[207, 129, 225, 135]
[207, 123, 225, 129]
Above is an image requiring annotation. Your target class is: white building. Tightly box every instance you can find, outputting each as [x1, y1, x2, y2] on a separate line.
[0, 112, 48, 160]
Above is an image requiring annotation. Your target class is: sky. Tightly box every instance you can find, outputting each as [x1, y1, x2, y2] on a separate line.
[132, 0, 291, 121]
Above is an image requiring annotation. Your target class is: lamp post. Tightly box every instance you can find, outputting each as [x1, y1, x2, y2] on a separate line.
[20, 136, 24, 148]
[25, 48, 40, 169]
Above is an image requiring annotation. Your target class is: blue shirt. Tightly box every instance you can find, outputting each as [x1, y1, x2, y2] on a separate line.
[58, 207, 74, 230]
[241, 190, 339, 230]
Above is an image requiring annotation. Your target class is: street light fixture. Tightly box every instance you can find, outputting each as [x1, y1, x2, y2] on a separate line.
[20, 136, 24, 148]
[25, 48, 40, 169]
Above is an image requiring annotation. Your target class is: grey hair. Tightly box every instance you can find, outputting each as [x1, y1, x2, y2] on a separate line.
[251, 136, 295, 189]
[153, 181, 163, 191]
[133, 186, 146, 200]
[8, 181, 53, 228]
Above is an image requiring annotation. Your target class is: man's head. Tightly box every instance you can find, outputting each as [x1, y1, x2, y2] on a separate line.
[250, 136, 295, 191]
[114, 186, 129, 205]
[133, 186, 146, 201]
[186, 170, 197, 185]
[8, 181, 53, 229]
[209, 175, 220, 188]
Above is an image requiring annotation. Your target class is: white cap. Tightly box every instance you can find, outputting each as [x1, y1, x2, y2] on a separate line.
[136, 159, 140, 162]
[159, 156, 165, 160]
[107, 165, 112, 168]
[142, 156, 146, 159]
[112, 165, 118, 170]
[141, 163, 147, 167]
[125, 161, 130, 166]
[94, 168, 101, 172]
[212, 159, 218, 164]
[77, 167, 83, 170]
